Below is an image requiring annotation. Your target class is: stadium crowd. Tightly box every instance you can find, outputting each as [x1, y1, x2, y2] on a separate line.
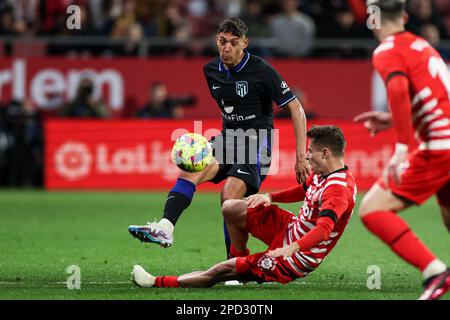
[0, 0, 449, 57]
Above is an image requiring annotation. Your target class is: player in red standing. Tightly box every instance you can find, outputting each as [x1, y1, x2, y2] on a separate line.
[131, 126, 357, 288]
[354, 0, 450, 300]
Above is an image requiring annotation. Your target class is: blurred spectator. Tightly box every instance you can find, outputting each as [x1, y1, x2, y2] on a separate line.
[158, 1, 192, 41]
[185, 0, 221, 38]
[301, 0, 370, 39]
[270, 0, 315, 57]
[323, 1, 371, 38]
[407, 0, 449, 40]
[39, 0, 69, 35]
[89, 0, 123, 35]
[0, 98, 43, 187]
[59, 78, 109, 118]
[240, 0, 270, 38]
[420, 23, 450, 59]
[434, 0, 450, 36]
[11, 0, 39, 36]
[239, 0, 272, 57]
[110, 0, 136, 37]
[421, 23, 441, 46]
[217, 0, 245, 18]
[121, 22, 143, 55]
[0, 1, 15, 35]
[136, 82, 196, 119]
[135, 0, 158, 37]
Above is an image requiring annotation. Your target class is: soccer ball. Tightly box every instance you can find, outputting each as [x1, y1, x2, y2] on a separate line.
[171, 133, 213, 172]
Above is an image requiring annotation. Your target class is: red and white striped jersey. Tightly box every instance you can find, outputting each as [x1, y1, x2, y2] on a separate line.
[373, 31, 450, 151]
[280, 168, 357, 277]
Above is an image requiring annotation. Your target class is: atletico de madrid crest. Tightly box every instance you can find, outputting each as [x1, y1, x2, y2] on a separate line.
[236, 81, 248, 97]
[257, 254, 277, 271]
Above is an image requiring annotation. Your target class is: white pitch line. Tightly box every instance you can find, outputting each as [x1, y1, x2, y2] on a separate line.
[0, 281, 371, 286]
[0, 281, 131, 285]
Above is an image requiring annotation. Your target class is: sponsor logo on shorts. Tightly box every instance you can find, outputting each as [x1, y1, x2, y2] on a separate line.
[237, 169, 251, 175]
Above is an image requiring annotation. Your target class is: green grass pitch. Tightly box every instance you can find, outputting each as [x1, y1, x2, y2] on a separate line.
[0, 190, 448, 300]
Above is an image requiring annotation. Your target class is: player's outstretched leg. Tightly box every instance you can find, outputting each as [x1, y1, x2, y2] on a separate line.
[132, 259, 239, 288]
[220, 177, 248, 258]
[359, 184, 449, 300]
[128, 161, 219, 248]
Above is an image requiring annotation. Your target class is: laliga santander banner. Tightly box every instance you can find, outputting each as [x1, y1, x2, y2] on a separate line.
[45, 119, 399, 192]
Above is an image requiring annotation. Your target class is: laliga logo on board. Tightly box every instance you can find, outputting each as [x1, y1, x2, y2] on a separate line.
[55, 142, 92, 181]
[53, 140, 179, 181]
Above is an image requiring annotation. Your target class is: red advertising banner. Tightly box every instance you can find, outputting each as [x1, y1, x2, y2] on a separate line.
[45, 119, 398, 192]
[0, 58, 372, 119]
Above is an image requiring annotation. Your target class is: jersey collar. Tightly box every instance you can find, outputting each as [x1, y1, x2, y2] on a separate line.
[218, 50, 250, 73]
[322, 165, 348, 179]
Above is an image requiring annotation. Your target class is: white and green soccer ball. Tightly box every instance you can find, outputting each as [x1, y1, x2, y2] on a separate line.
[171, 133, 213, 173]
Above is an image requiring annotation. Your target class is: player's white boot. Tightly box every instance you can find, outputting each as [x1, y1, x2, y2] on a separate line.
[128, 218, 174, 248]
[224, 280, 243, 286]
[132, 265, 155, 287]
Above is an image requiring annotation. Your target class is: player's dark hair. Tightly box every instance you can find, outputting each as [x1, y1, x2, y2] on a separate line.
[218, 18, 248, 37]
[367, 0, 406, 22]
[307, 125, 346, 157]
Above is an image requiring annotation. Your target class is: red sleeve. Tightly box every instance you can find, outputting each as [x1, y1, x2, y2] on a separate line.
[269, 185, 306, 203]
[295, 185, 353, 251]
[295, 216, 334, 251]
[386, 76, 412, 145]
[270, 174, 314, 203]
[373, 50, 411, 145]
[319, 185, 352, 222]
[373, 49, 408, 82]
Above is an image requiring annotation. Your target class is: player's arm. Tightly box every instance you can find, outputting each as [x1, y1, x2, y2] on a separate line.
[384, 74, 412, 184]
[353, 110, 393, 136]
[246, 185, 306, 208]
[268, 186, 350, 258]
[246, 175, 312, 208]
[286, 99, 311, 184]
[262, 63, 310, 183]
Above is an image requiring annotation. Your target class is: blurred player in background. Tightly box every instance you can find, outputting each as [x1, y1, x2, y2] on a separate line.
[354, 0, 450, 300]
[128, 18, 310, 261]
[131, 126, 356, 288]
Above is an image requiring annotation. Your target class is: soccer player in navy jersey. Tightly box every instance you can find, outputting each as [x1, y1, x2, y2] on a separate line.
[128, 18, 310, 261]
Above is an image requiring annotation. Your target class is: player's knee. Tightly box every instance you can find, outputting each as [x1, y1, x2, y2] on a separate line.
[222, 199, 239, 219]
[358, 195, 382, 218]
[221, 191, 236, 204]
[358, 199, 371, 218]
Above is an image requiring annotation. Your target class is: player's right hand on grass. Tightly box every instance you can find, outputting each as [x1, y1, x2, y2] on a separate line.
[295, 158, 310, 184]
[246, 193, 271, 209]
[353, 111, 393, 136]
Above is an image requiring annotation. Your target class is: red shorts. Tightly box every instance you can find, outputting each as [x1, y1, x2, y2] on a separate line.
[235, 204, 302, 284]
[378, 149, 450, 205]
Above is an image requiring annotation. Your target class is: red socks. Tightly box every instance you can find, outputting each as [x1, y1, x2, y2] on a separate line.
[230, 244, 250, 258]
[362, 211, 436, 271]
[154, 276, 180, 288]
